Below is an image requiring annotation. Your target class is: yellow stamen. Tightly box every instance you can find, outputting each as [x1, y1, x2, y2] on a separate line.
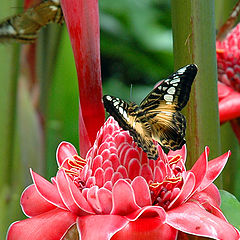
[149, 176, 182, 189]
[216, 48, 224, 53]
[169, 154, 182, 165]
[59, 155, 87, 176]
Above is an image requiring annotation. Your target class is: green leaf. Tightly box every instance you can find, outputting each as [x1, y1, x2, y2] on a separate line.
[220, 189, 240, 230]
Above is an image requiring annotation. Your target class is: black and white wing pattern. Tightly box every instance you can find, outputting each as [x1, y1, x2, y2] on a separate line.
[0, 0, 63, 43]
[103, 64, 198, 160]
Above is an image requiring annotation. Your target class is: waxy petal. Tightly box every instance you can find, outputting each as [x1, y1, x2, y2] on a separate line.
[21, 184, 56, 217]
[87, 186, 102, 214]
[31, 169, 66, 209]
[131, 176, 151, 207]
[168, 145, 187, 163]
[97, 187, 113, 214]
[166, 202, 240, 239]
[168, 172, 195, 209]
[126, 205, 166, 222]
[218, 82, 240, 123]
[77, 215, 128, 240]
[7, 209, 77, 240]
[198, 151, 230, 192]
[56, 141, 78, 167]
[188, 146, 208, 194]
[111, 179, 140, 215]
[56, 169, 94, 215]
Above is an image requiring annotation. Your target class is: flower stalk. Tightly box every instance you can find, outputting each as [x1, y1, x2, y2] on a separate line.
[171, 0, 221, 170]
[61, 0, 105, 156]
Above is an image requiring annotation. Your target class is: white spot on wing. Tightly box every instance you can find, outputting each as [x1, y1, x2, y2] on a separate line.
[167, 87, 175, 95]
[119, 107, 124, 115]
[164, 94, 173, 102]
[177, 67, 187, 74]
[106, 96, 112, 101]
[113, 101, 119, 107]
[162, 87, 167, 91]
[49, 6, 58, 11]
[0, 25, 16, 35]
[170, 78, 180, 84]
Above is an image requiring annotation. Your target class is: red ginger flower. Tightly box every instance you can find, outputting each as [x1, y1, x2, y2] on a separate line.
[217, 23, 240, 141]
[7, 117, 239, 240]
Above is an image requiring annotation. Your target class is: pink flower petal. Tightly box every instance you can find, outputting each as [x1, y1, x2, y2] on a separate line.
[97, 187, 113, 214]
[128, 158, 141, 180]
[126, 205, 166, 222]
[140, 163, 153, 183]
[31, 169, 66, 209]
[56, 141, 78, 167]
[168, 172, 195, 209]
[168, 145, 187, 163]
[188, 146, 208, 194]
[7, 209, 77, 240]
[56, 169, 94, 215]
[198, 151, 230, 192]
[21, 184, 56, 217]
[166, 202, 240, 239]
[95, 168, 104, 187]
[77, 215, 128, 240]
[87, 186, 102, 214]
[131, 176, 151, 207]
[91, 155, 103, 174]
[113, 212, 176, 240]
[218, 82, 240, 123]
[111, 179, 140, 215]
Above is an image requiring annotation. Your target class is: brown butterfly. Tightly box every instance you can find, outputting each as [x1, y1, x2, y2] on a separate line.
[103, 64, 198, 160]
[0, 0, 63, 43]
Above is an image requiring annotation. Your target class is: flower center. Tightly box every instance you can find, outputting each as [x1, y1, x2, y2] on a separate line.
[149, 154, 184, 209]
[60, 155, 87, 189]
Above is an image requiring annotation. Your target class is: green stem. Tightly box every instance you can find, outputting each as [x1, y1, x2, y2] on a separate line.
[171, 1, 221, 173]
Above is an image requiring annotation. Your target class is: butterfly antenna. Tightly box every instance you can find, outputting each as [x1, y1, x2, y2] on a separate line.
[130, 84, 133, 101]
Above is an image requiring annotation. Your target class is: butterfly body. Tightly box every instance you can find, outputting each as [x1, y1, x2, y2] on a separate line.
[103, 64, 198, 160]
[0, 0, 63, 43]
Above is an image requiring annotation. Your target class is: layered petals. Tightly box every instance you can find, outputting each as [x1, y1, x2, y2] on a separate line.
[7, 209, 77, 240]
[77, 215, 128, 240]
[20, 184, 56, 217]
[8, 118, 239, 240]
[218, 82, 240, 123]
[166, 202, 239, 240]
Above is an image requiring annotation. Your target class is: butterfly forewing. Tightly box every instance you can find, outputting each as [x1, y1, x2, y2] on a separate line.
[0, 0, 63, 43]
[103, 64, 198, 160]
[140, 64, 197, 110]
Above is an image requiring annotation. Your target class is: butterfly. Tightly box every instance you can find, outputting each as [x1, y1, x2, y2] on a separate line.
[0, 0, 63, 43]
[103, 64, 198, 160]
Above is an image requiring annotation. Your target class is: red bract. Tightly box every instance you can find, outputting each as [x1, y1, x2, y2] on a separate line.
[7, 118, 239, 240]
[61, 0, 105, 156]
[217, 23, 240, 141]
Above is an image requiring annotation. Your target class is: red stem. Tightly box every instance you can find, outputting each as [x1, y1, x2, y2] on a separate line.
[61, 0, 105, 156]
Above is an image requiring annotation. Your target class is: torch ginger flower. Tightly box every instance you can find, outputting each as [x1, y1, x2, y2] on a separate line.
[7, 117, 239, 240]
[217, 23, 240, 142]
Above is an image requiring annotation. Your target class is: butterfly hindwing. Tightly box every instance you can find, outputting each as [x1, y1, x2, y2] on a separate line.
[103, 64, 198, 160]
[103, 95, 159, 160]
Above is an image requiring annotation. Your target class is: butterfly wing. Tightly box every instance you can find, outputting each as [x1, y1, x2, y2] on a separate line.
[103, 95, 159, 160]
[139, 64, 198, 150]
[0, 0, 63, 43]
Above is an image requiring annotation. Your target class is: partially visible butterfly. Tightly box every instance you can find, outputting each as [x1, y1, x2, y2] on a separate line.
[0, 0, 63, 43]
[103, 64, 198, 160]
